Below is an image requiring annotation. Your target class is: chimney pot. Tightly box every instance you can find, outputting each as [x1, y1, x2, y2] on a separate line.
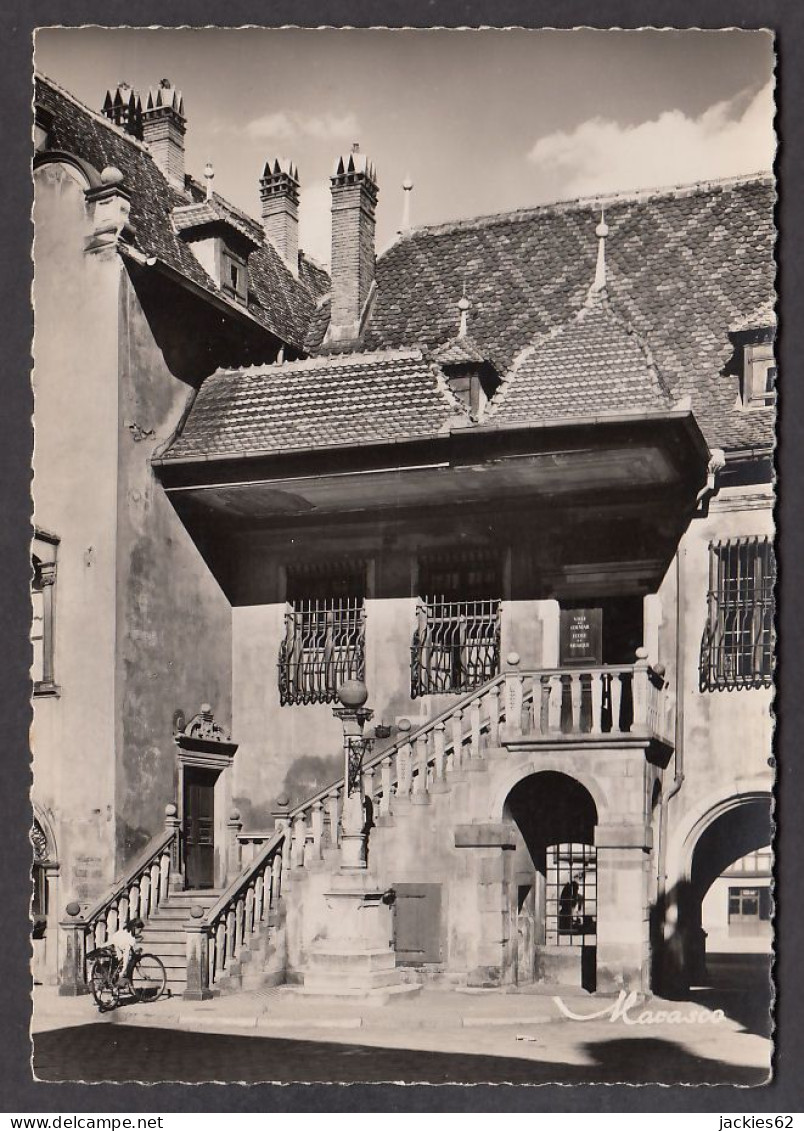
[102, 83, 143, 140]
[142, 81, 186, 192]
[259, 157, 300, 276]
[327, 146, 379, 343]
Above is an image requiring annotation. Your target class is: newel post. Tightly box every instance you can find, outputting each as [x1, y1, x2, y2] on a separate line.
[226, 808, 243, 882]
[164, 802, 182, 885]
[504, 652, 523, 736]
[184, 906, 213, 1000]
[58, 902, 88, 996]
[632, 647, 650, 731]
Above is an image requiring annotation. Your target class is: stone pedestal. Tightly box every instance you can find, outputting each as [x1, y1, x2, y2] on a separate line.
[299, 870, 418, 1003]
[595, 823, 651, 993]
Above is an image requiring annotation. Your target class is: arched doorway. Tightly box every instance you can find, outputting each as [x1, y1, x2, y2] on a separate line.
[504, 771, 598, 991]
[31, 812, 59, 985]
[686, 795, 772, 984]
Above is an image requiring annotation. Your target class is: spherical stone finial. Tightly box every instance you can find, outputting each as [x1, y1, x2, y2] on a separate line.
[506, 651, 521, 667]
[200, 702, 212, 715]
[337, 679, 369, 708]
[596, 219, 609, 239]
[397, 717, 412, 734]
[457, 296, 471, 312]
[65, 901, 82, 917]
[229, 808, 241, 822]
[101, 166, 124, 186]
[190, 905, 204, 919]
[165, 803, 177, 817]
[276, 794, 289, 809]
[635, 646, 649, 661]
[402, 176, 414, 192]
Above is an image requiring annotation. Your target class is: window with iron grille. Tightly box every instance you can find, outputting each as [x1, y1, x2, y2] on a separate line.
[411, 550, 501, 696]
[699, 537, 775, 691]
[545, 842, 597, 947]
[278, 561, 366, 706]
[32, 530, 59, 695]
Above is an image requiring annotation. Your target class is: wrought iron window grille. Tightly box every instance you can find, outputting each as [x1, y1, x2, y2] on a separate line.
[278, 596, 366, 706]
[411, 595, 501, 697]
[545, 842, 598, 948]
[699, 536, 775, 691]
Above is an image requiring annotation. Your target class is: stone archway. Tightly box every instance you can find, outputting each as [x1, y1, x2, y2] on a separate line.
[503, 771, 599, 991]
[31, 808, 60, 985]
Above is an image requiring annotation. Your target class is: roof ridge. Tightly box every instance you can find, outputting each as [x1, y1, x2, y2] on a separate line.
[215, 347, 426, 379]
[396, 171, 774, 243]
[35, 71, 154, 157]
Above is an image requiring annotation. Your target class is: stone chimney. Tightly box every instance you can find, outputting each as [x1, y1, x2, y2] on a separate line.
[102, 83, 143, 140]
[259, 158, 300, 276]
[327, 145, 379, 343]
[142, 79, 186, 191]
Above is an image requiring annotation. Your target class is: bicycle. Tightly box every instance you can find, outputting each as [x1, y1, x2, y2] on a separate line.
[86, 945, 167, 1011]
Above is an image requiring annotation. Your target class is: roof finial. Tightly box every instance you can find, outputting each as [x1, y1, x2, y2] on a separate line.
[401, 175, 414, 232]
[204, 160, 215, 201]
[592, 209, 609, 294]
[457, 290, 471, 339]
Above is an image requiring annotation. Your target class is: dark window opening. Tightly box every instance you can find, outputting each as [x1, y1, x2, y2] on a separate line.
[700, 537, 775, 691]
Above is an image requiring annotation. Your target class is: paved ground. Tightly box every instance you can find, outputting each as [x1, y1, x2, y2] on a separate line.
[32, 953, 772, 1086]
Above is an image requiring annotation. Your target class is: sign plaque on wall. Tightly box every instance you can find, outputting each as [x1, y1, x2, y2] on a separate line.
[559, 607, 603, 666]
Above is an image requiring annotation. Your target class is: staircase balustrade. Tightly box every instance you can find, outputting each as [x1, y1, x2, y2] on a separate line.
[184, 828, 287, 999]
[58, 810, 181, 996]
[284, 656, 673, 871]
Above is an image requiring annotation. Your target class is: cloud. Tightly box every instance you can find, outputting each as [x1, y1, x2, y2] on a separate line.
[245, 110, 360, 142]
[298, 179, 332, 266]
[527, 81, 775, 197]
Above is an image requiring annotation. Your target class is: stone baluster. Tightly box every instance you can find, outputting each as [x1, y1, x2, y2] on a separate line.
[118, 893, 130, 931]
[486, 685, 500, 747]
[398, 741, 413, 798]
[128, 882, 140, 922]
[235, 895, 245, 950]
[106, 904, 118, 937]
[225, 907, 237, 963]
[140, 870, 151, 919]
[569, 672, 583, 734]
[150, 860, 161, 908]
[449, 710, 464, 771]
[505, 653, 523, 736]
[380, 755, 393, 815]
[326, 790, 340, 847]
[245, 884, 256, 936]
[539, 675, 551, 734]
[362, 766, 376, 810]
[548, 674, 563, 732]
[413, 733, 429, 798]
[254, 871, 265, 924]
[632, 648, 650, 732]
[215, 919, 226, 976]
[432, 722, 446, 784]
[591, 671, 603, 734]
[311, 801, 325, 860]
[291, 812, 307, 868]
[610, 670, 623, 733]
[159, 849, 171, 899]
[469, 698, 482, 759]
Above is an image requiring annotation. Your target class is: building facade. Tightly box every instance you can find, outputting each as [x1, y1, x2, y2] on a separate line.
[32, 73, 775, 999]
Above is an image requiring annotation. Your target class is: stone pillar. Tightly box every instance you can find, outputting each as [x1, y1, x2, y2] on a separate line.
[537, 599, 561, 668]
[455, 824, 517, 986]
[59, 902, 88, 997]
[183, 907, 213, 1001]
[164, 802, 182, 888]
[595, 823, 652, 993]
[226, 809, 243, 882]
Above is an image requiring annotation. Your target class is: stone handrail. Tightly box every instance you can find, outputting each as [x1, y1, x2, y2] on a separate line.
[58, 806, 181, 996]
[184, 827, 287, 1000]
[283, 654, 673, 872]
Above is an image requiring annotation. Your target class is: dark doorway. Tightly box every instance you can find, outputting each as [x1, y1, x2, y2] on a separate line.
[183, 766, 217, 889]
[505, 772, 598, 991]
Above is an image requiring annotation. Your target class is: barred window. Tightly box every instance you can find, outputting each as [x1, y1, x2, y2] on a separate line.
[278, 561, 366, 706]
[699, 537, 775, 691]
[32, 531, 59, 695]
[411, 550, 501, 696]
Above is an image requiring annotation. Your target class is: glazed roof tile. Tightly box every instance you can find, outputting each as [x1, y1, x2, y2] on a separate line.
[490, 291, 673, 424]
[36, 74, 324, 351]
[356, 175, 775, 451]
[163, 350, 469, 460]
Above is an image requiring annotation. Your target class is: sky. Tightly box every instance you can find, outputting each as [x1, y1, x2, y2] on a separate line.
[34, 28, 775, 266]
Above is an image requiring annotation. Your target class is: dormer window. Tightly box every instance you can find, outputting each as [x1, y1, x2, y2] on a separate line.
[221, 247, 247, 304]
[172, 193, 262, 308]
[743, 340, 776, 409]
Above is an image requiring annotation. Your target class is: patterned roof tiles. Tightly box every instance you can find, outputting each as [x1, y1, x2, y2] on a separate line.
[162, 350, 470, 460]
[36, 74, 324, 351]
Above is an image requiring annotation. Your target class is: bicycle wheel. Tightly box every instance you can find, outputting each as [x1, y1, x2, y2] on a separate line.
[130, 953, 167, 1002]
[89, 958, 119, 1012]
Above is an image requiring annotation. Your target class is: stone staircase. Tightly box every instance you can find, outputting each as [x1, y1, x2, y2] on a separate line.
[141, 889, 223, 996]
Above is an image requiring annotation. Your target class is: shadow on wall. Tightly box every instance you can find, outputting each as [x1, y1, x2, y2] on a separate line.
[234, 752, 343, 831]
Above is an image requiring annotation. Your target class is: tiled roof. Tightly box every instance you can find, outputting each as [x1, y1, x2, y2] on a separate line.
[162, 350, 469, 460]
[729, 300, 776, 334]
[357, 175, 775, 451]
[434, 333, 492, 367]
[490, 290, 673, 424]
[35, 74, 324, 352]
[171, 196, 263, 248]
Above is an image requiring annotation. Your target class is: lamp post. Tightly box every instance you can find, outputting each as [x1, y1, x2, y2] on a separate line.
[332, 679, 373, 870]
